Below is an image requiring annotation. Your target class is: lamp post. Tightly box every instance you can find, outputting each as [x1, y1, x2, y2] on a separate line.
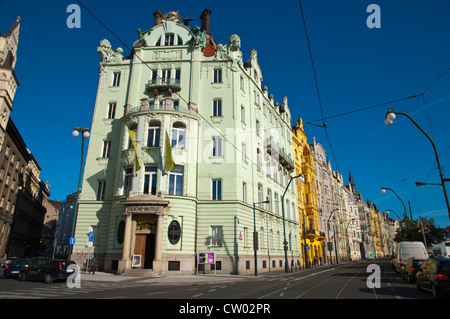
[386, 209, 401, 221]
[385, 108, 450, 223]
[253, 199, 270, 276]
[67, 127, 90, 261]
[381, 187, 408, 219]
[346, 218, 357, 261]
[282, 174, 304, 273]
[327, 208, 339, 264]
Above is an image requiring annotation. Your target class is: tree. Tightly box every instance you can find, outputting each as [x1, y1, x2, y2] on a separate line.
[394, 217, 447, 249]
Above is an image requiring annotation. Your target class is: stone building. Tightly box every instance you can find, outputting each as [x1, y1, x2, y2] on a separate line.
[72, 9, 300, 275]
[0, 17, 50, 258]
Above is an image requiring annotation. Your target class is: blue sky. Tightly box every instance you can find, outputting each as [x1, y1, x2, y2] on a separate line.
[1, 0, 449, 227]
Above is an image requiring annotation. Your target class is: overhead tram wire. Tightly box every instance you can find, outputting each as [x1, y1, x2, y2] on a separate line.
[306, 67, 450, 135]
[76, 0, 268, 170]
[298, 0, 339, 171]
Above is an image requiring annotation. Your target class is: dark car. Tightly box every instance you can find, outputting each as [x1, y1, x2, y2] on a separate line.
[400, 258, 426, 283]
[416, 258, 450, 299]
[3, 258, 31, 278]
[19, 258, 76, 283]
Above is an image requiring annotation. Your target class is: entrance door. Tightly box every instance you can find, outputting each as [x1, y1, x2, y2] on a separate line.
[144, 234, 155, 269]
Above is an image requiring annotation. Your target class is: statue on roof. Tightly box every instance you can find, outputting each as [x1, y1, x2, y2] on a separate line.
[215, 34, 243, 71]
[97, 39, 123, 64]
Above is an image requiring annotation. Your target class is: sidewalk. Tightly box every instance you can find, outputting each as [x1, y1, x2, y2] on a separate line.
[81, 263, 342, 285]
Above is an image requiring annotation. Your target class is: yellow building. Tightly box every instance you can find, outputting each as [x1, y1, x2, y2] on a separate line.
[371, 204, 382, 258]
[292, 118, 325, 267]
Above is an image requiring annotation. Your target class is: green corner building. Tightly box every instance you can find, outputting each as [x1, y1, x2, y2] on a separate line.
[72, 9, 300, 275]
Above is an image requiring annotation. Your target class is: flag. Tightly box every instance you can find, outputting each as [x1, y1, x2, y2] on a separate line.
[164, 130, 176, 173]
[127, 130, 141, 171]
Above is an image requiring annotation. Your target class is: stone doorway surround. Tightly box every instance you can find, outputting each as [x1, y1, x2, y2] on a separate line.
[117, 193, 169, 274]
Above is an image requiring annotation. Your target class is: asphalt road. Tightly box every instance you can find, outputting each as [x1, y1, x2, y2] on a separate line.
[0, 259, 432, 301]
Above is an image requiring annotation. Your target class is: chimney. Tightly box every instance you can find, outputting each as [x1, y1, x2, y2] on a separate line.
[153, 11, 163, 26]
[200, 9, 212, 33]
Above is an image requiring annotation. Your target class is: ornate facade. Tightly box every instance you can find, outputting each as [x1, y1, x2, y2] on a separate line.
[73, 9, 300, 275]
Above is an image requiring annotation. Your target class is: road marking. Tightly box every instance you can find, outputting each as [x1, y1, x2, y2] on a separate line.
[192, 293, 204, 298]
[147, 291, 168, 295]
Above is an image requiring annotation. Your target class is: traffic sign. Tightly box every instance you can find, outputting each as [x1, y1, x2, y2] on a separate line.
[88, 232, 94, 242]
[69, 237, 76, 245]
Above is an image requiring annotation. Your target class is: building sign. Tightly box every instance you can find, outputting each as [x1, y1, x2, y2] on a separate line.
[126, 205, 163, 214]
[198, 252, 215, 265]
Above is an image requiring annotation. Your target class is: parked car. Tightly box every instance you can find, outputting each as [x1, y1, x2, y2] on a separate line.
[2, 258, 31, 278]
[19, 258, 76, 283]
[394, 241, 428, 273]
[400, 258, 426, 283]
[416, 258, 450, 299]
[1, 257, 18, 268]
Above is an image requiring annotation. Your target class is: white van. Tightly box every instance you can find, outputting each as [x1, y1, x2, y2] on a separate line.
[394, 241, 428, 273]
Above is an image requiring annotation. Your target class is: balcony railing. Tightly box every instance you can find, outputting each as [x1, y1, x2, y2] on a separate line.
[266, 137, 295, 170]
[124, 99, 198, 116]
[146, 78, 181, 94]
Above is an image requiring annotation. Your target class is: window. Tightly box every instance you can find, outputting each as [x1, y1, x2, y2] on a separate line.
[168, 220, 181, 245]
[212, 137, 222, 157]
[212, 179, 222, 200]
[242, 143, 246, 163]
[168, 167, 183, 195]
[256, 120, 260, 136]
[274, 193, 279, 215]
[162, 69, 171, 82]
[258, 184, 263, 207]
[213, 69, 222, 83]
[213, 100, 222, 116]
[267, 189, 272, 212]
[127, 125, 137, 149]
[147, 126, 160, 147]
[143, 166, 158, 195]
[240, 76, 245, 91]
[172, 124, 186, 149]
[165, 34, 174, 46]
[175, 69, 181, 82]
[241, 105, 245, 123]
[97, 180, 106, 201]
[124, 168, 133, 195]
[107, 102, 116, 119]
[211, 226, 222, 246]
[242, 182, 247, 203]
[102, 140, 111, 158]
[112, 72, 121, 86]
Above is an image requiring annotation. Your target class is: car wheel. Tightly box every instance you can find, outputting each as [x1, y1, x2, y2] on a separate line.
[44, 273, 53, 284]
[19, 272, 27, 282]
[432, 284, 439, 299]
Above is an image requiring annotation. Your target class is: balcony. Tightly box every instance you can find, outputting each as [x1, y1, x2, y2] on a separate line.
[124, 98, 198, 117]
[146, 78, 181, 95]
[266, 137, 295, 171]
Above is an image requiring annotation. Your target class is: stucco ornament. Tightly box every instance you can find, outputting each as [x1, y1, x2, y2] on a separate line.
[215, 34, 243, 70]
[97, 39, 123, 65]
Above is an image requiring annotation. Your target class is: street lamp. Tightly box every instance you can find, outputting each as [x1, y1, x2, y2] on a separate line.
[415, 178, 450, 187]
[68, 127, 90, 261]
[346, 218, 357, 261]
[253, 199, 270, 276]
[327, 208, 339, 264]
[282, 174, 304, 273]
[385, 108, 450, 223]
[381, 187, 408, 219]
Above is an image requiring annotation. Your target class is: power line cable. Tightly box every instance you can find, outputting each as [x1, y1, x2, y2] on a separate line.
[75, 0, 295, 179]
[298, 0, 339, 171]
